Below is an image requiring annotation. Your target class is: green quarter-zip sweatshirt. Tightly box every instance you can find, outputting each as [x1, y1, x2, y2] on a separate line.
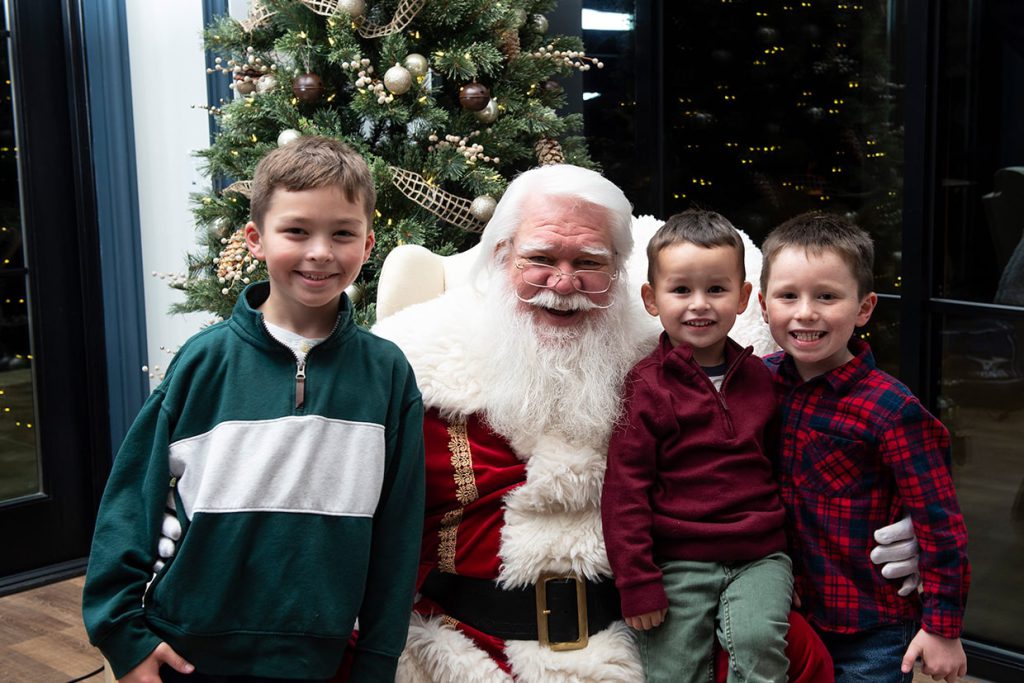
[83, 282, 425, 681]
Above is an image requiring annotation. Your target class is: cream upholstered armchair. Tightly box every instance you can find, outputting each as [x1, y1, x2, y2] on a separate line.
[374, 215, 778, 357]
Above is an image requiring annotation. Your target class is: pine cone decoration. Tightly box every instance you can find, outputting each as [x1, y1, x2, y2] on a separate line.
[499, 28, 521, 59]
[215, 227, 254, 282]
[534, 137, 564, 165]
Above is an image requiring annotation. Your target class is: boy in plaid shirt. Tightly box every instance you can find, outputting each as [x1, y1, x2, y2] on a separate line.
[758, 212, 970, 683]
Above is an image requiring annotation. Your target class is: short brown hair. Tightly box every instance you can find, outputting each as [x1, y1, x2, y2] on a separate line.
[646, 209, 745, 284]
[760, 211, 874, 297]
[249, 136, 376, 229]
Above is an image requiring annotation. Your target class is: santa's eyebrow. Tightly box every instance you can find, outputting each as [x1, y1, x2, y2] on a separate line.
[515, 241, 612, 259]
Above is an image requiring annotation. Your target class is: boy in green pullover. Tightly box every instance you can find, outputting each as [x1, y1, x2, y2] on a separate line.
[83, 136, 425, 683]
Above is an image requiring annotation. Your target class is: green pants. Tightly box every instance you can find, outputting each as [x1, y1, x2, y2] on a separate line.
[638, 551, 793, 683]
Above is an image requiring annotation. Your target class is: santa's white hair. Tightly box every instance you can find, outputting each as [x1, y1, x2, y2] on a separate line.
[473, 164, 635, 279]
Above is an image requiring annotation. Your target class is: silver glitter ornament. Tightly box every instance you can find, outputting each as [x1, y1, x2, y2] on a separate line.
[470, 195, 497, 222]
[384, 63, 413, 95]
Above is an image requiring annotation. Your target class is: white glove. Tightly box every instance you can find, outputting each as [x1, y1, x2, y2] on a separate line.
[153, 493, 183, 573]
[870, 514, 921, 596]
[162, 513, 182, 541]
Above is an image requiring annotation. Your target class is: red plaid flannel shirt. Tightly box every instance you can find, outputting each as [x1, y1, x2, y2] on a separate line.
[764, 340, 970, 638]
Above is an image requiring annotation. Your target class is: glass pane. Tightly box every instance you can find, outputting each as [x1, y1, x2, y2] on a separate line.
[938, 314, 1024, 651]
[0, 7, 39, 502]
[658, 1, 905, 294]
[582, 2, 643, 206]
[935, 3, 1024, 305]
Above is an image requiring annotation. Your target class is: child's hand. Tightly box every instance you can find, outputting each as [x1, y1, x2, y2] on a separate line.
[120, 642, 194, 683]
[625, 608, 667, 630]
[901, 629, 967, 682]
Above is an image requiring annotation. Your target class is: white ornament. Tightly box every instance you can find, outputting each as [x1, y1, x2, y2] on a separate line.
[470, 195, 497, 222]
[277, 129, 301, 146]
[474, 98, 499, 124]
[384, 63, 413, 95]
[403, 53, 428, 78]
[256, 74, 276, 93]
[531, 14, 549, 34]
[338, 0, 366, 18]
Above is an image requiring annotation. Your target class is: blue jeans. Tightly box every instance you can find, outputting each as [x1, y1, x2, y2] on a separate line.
[815, 621, 919, 683]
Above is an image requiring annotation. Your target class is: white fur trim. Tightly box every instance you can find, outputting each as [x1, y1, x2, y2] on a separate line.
[505, 621, 644, 683]
[497, 433, 611, 587]
[373, 287, 491, 417]
[397, 613, 511, 683]
[397, 614, 643, 683]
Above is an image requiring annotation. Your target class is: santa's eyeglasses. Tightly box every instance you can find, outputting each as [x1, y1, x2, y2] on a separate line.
[514, 259, 618, 294]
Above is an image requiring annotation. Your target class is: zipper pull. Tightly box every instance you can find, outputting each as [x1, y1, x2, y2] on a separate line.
[295, 360, 306, 409]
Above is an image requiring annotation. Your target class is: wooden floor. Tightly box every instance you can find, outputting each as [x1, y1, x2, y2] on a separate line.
[0, 576, 105, 682]
[0, 575, 996, 682]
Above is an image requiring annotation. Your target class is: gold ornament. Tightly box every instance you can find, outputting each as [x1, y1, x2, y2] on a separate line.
[277, 129, 302, 146]
[474, 98, 499, 124]
[337, 0, 366, 17]
[403, 53, 429, 78]
[384, 63, 413, 95]
[470, 195, 497, 222]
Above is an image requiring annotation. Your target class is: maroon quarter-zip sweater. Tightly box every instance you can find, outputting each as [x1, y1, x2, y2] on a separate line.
[602, 333, 787, 616]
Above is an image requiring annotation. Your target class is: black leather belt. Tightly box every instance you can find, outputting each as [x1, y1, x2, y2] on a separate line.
[419, 569, 622, 650]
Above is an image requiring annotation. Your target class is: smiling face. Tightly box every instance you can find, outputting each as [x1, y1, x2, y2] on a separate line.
[641, 242, 751, 366]
[504, 196, 617, 330]
[759, 246, 877, 381]
[245, 184, 374, 337]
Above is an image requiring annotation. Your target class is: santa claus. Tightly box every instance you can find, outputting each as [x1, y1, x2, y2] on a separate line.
[373, 165, 855, 682]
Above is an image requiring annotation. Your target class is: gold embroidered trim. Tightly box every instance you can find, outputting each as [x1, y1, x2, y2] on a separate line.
[436, 417, 479, 572]
[438, 509, 462, 573]
[448, 417, 479, 505]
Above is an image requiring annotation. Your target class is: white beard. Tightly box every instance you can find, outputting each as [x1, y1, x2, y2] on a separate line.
[476, 276, 648, 448]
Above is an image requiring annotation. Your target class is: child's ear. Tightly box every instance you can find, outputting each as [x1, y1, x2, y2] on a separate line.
[737, 281, 753, 314]
[758, 291, 769, 323]
[640, 282, 659, 317]
[244, 222, 265, 261]
[856, 291, 878, 327]
[362, 230, 375, 264]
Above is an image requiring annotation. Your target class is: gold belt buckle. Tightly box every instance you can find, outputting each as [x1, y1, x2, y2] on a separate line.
[535, 571, 589, 651]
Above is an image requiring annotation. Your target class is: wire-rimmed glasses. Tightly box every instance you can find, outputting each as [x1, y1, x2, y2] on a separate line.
[514, 259, 618, 294]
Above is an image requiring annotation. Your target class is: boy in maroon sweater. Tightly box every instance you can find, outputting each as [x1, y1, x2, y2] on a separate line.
[602, 210, 792, 682]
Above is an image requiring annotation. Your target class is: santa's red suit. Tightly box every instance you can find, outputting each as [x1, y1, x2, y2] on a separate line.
[374, 282, 832, 682]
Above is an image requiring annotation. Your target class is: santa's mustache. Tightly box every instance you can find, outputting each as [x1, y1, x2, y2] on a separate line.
[515, 288, 611, 310]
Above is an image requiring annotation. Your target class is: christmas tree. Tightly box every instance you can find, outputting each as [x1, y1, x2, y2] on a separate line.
[175, 0, 602, 326]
